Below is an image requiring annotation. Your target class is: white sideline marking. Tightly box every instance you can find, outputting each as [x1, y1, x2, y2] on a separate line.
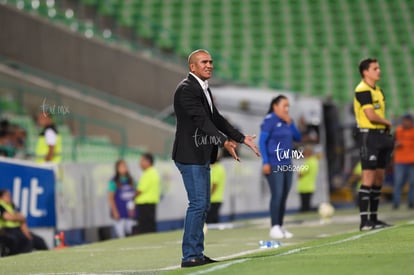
[136, 248, 264, 274]
[31, 221, 414, 275]
[187, 259, 248, 275]
[216, 248, 265, 261]
[188, 226, 396, 275]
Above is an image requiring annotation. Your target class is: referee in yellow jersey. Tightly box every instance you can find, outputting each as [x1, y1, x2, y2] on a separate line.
[354, 58, 394, 231]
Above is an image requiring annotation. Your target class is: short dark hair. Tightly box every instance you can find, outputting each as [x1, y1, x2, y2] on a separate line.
[359, 58, 378, 78]
[267, 95, 288, 114]
[142, 152, 154, 165]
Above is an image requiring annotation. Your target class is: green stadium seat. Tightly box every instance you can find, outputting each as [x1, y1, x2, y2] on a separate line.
[115, 1, 138, 28]
[80, 0, 98, 7]
[6, 0, 414, 107]
[155, 28, 176, 51]
[97, 0, 119, 17]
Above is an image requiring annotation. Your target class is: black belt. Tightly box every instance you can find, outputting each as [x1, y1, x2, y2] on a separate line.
[359, 128, 386, 134]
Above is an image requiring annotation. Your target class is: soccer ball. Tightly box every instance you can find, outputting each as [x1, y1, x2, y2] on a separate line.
[318, 202, 335, 223]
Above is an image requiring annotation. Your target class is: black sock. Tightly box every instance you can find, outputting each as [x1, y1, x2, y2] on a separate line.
[370, 185, 382, 222]
[358, 185, 371, 223]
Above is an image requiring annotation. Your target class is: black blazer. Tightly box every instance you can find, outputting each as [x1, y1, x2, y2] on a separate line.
[172, 74, 245, 164]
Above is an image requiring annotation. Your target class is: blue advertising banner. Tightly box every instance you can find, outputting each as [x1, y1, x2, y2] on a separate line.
[0, 159, 56, 227]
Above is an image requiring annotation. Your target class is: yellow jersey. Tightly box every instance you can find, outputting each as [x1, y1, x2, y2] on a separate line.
[353, 80, 386, 129]
[0, 200, 21, 229]
[35, 126, 62, 163]
[135, 166, 160, 204]
[297, 155, 319, 193]
[210, 162, 226, 203]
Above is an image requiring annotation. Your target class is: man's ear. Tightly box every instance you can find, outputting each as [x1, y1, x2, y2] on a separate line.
[189, 63, 195, 73]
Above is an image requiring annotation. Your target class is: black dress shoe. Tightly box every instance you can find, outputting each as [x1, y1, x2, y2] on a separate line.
[203, 256, 218, 263]
[181, 256, 218, 268]
[181, 257, 206, 268]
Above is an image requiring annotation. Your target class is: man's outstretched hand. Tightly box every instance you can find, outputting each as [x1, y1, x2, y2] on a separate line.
[224, 140, 240, 161]
[224, 135, 261, 162]
[244, 135, 261, 157]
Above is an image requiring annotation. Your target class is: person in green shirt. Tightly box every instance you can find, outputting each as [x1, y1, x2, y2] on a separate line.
[206, 157, 226, 224]
[135, 153, 160, 234]
[297, 146, 319, 212]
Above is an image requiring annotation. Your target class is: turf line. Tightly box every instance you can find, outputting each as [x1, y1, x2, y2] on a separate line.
[135, 248, 264, 274]
[186, 259, 248, 275]
[188, 225, 398, 275]
[31, 221, 413, 275]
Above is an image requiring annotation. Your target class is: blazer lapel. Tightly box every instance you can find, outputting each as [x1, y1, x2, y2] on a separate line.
[206, 88, 214, 115]
[188, 74, 213, 117]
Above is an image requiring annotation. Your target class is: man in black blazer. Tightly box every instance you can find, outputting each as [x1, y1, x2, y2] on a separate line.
[173, 49, 260, 267]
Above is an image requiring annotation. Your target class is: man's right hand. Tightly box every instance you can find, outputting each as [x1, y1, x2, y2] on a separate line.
[224, 140, 240, 161]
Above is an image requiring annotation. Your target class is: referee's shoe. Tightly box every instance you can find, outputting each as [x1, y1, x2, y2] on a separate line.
[372, 220, 392, 229]
[360, 220, 374, 231]
[360, 220, 391, 231]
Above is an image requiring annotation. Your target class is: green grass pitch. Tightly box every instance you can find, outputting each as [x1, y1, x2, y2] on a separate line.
[1, 206, 413, 275]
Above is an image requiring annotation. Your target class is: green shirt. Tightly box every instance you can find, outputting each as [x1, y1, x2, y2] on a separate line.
[297, 156, 319, 193]
[108, 176, 129, 192]
[135, 166, 160, 204]
[210, 162, 226, 203]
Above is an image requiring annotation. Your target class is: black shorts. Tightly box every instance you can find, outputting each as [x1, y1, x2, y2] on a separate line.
[358, 130, 394, 170]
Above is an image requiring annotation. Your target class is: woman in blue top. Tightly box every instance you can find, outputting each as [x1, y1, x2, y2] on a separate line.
[259, 95, 301, 239]
[108, 160, 136, 238]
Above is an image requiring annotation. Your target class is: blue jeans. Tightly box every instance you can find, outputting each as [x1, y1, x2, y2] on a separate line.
[266, 167, 293, 226]
[393, 163, 414, 207]
[175, 161, 211, 262]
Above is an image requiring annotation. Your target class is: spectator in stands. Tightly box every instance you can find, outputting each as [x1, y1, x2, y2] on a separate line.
[206, 154, 226, 224]
[0, 129, 10, 157]
[297, 145, 319, 212]
[0, 119, 9, 133]
[0, 189, 48, 255]
[35, 112, 62, 163]
[134, 153, 160, 234]
[0, 119, 15, 157]
[9, 124, 27, 158]
[108, 160, 136, 238]
[393, 114, 414, 209]
[259, 95, 301, 239]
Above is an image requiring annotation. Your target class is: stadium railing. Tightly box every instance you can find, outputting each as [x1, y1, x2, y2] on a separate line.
[0, 57, 172, 161]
